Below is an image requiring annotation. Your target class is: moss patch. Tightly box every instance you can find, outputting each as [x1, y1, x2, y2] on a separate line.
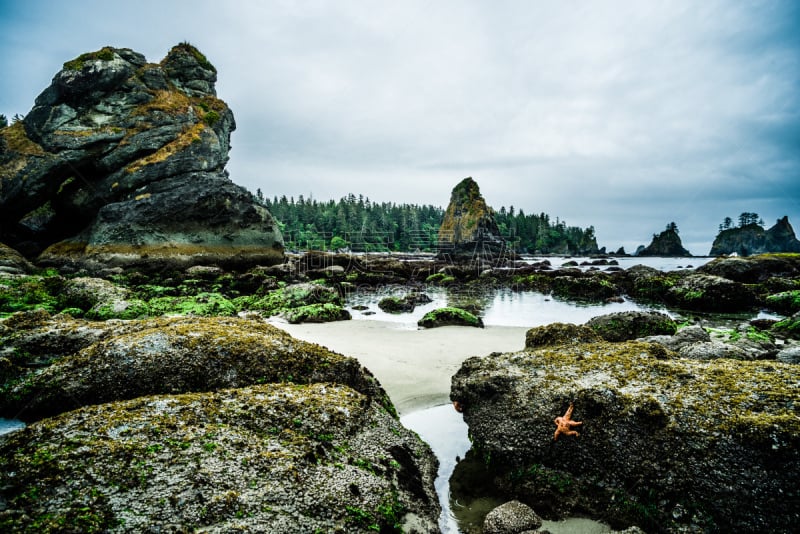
[63, 46, 116, 71]
[418, 307, 483, 328]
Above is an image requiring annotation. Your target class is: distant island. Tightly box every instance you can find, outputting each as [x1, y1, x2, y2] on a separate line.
[710, 213, 800, 256]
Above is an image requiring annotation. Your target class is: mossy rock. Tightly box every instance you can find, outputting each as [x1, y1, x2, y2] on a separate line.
[622, 265, 682, 302]
[0, 316, 391, 422]
[234, 283, 341, 316]
[586, 311, 677, 342]
[525, 323, 601, 348]
[765, 290, 800, 315]
[283, 303, 351, 324]
[146, 292, 236, 317]
[450, 341, 800, 531]
[772, 312, 800, 339]
[425, 273, 456, 286]
[378, 296, 416, 313]
[550, 275, 617, 301]
[0, 274, 65, 318]
[418, 307, 483, 329]
[0, 383, 439, 532]
[668, 274, 756, 312]
[85, 298, 150, 320]
[377, 293, 430, 314]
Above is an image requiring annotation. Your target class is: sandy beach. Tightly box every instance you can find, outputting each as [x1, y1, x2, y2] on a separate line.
[270, 319, 528, 415]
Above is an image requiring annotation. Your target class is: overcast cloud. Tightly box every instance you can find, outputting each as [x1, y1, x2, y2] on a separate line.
[1, 0, 798, 254]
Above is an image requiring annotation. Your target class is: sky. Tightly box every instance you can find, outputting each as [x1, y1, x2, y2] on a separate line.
[1, 0, 798, 255]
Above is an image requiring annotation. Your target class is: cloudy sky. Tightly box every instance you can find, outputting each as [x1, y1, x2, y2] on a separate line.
[1, 0, 798, 254]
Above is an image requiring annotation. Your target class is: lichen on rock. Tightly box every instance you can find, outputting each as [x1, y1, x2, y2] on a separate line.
[0, 383, 440, 532]
[449, 340, 800, 531]
[0, 44, 283, 271]
[1, 316, 393, 422]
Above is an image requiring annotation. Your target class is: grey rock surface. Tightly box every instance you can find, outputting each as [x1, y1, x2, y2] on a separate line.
[0, 383, 440, 532]
[0, 44, 283, 270]
[450, 340, 800, 532]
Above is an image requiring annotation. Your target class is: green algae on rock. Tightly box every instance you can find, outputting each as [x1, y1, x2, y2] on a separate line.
[525, 323, 601, 348]
[283, 303, 351, 324]
[417, 307, 484, 329]
[0, 383, 440, 533]
[1, 316, 393, 422]
[450, 340, 800, 532]
[585, 311, 677, 342]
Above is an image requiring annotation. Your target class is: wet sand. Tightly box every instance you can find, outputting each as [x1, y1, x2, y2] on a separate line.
[269, 319, 528, 415]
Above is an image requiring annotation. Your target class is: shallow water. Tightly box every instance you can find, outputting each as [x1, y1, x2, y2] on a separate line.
[0, 418, 25, 436]
[346, 287, 670, 328]
[401, 404, 612, 533]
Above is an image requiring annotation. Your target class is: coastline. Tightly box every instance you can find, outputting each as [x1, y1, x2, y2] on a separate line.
[268, 318, 528, 415]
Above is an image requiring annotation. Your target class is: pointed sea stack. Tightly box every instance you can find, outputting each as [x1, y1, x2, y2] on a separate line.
[437, 177, 505, 261]
[638, 224, 691, 257]
[710, 216, 800, 256]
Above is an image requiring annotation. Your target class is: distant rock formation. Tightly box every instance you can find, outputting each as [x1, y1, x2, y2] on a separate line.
[0, 44, 283, 270]
[437, 177, 505, 261]
[709, 216, 800, 256]
[637, 224, 691, 257]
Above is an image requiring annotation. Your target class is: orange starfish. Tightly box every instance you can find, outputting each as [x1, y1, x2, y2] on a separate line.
[553, 403, 582, 440]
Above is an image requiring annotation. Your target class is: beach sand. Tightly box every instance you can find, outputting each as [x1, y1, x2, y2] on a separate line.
[269, 319, 528, 415]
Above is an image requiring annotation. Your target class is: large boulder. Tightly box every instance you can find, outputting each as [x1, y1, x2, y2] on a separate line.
[667, 273, 756, 311]
[0, 316, 391, 422]
[450, 341, 800, 532]
[417, 307, 484, 328]
[0, 44, 283, 269]
[437, 177, 506, 261]
[525, 323, 601, 348]
[482, 500, 542, 534]
[585, 311, 677, 342]
[0, 383, 440, 532]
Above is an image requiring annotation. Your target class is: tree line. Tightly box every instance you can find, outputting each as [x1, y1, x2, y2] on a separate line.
[718, 212, 766, 233]
[256, 190, 598, 254]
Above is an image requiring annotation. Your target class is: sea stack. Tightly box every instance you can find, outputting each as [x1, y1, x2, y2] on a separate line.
[638, 223, 691, 257]
[709, 216, 800, 256]
[437, 177, 505, 261]
[0, 44, 283, 271]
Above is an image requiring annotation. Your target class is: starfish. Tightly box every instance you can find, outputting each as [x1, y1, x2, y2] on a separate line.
[553, 403, 582, 440]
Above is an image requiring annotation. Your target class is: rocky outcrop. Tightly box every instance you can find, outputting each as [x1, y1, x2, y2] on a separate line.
[0, 383, 440, 532]
[709, 216, 800, 256]
[698, 253, 800, 283]
[637, 227, 691, 257]
[450, 341, 800, 532]
[0, 44, 283, 270]
[525, 323, 601, 348]
[585, 311, 677, 342]
[378, 293, 432, 314]
[437, 177, 506, 261]
[1, 315, 388, 422]
[643, 324, 781, 361]
[0, 243, 34, 274]
[668, 273, 756, 312]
